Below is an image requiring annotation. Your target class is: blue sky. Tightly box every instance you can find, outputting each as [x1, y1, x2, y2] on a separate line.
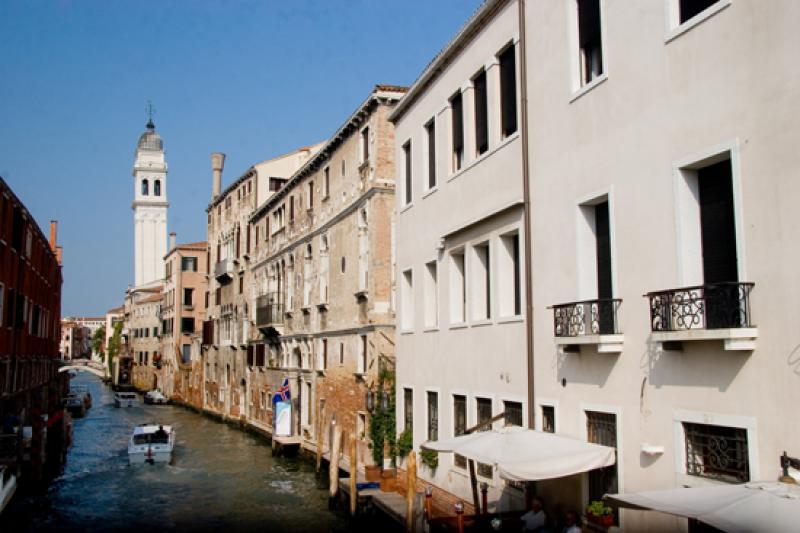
[0, 0, 482, 317]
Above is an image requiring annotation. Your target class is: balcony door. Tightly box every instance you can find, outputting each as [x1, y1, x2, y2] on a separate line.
[594, 202, 614, 333]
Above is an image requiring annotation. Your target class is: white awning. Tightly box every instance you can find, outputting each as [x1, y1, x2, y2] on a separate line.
[606, 481, 800, 532]
[424, 426, 616, 481]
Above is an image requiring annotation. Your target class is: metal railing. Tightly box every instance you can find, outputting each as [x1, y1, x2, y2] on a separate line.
[646, 282, 754, 332]
[256, 294, 284, 327]
[551, 299, 622, 337]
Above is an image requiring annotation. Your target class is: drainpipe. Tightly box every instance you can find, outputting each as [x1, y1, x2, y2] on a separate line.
[518, 0, 535, 430]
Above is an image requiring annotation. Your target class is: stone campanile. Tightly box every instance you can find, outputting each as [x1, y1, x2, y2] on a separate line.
[131, 115, 169, 287]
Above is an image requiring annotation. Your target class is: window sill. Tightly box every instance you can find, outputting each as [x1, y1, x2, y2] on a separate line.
[449, 322, 468, 330]
[555, 334, 624, 354]
[470, 319, 493, 328]
[422, 326, 439, 333]
[446, 132, 520, 184]
[354, 372, 366, 380]
[400, 202, 414, 214]
[496, 315, 524, 324]
[569, 73, 608, 103]
[400, 329, 415, 336]
[651, 327, 757, 352]
[665, 0, 731, 44]
[422, 186, 438, 200]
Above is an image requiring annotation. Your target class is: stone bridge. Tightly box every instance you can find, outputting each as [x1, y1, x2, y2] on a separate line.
[59, 359, 109, 379]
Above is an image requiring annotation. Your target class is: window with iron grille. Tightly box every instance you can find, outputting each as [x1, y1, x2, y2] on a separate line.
[404, 388, 413, 432]
[542, 405, 555, 433]
[453, 395, 467, 468]
[587, 411, 618, 505]
[684, 422, 749, 483]
[503, 401, 523, 427]
[476, 397, 493, 478]
[427, 391, 439, 441]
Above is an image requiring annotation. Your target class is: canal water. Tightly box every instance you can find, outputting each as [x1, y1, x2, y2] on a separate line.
[6, 373, 394, 532]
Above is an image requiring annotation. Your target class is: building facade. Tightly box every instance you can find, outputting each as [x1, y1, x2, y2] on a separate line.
[125, 286, 163, 391]
[389, 0, 527, 511]
[248, 85, 403, 463]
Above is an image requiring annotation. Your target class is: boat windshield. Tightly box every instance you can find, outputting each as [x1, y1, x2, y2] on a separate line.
[133, 431, 169, 445]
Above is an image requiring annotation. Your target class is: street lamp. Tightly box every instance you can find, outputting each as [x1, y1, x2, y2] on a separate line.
[381, 390, 390, 411]
[365, 389, 375, 412]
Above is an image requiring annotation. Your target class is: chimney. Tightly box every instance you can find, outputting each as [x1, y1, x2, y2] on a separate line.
[49, 220, 58, 252]
[169, 232, 177, 250]
[211, 152, 226, 199]
[56, 246, 63, 266]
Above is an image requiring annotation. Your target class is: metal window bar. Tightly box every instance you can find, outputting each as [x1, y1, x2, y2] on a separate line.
[476, 398, 493, 478]
[646, 282, 754, 332]
[684, 422, 749, 483]
[550, 299, 621, 337]
[454, 395, 467, 468]
[427, 391, 438, 442]
[256, 293, 285, 326]
[587, 411, 618, 504]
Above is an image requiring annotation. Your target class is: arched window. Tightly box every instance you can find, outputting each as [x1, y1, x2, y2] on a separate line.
[154, 180, 161, 196]
[141, 179, 149, 196]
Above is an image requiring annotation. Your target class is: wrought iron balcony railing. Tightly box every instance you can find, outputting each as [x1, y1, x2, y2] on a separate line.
[256, 294, 284, 328]
[646, 282, 754, 332]
[551, 299, 622, 337]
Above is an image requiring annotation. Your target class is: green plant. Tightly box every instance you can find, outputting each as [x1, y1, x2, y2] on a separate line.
[91, 325, 106, 356]
[420, 447, 439, 471]
[586, 500, 612, 517]
[107, 321, 123, 378]
[368, 362, 396, 466]
[397, 428, 413, 458]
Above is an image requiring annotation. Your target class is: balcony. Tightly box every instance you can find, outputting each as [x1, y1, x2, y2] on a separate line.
[550, 299, 623, 353]
[256, 294, 284, 333]
[214, 259, 234, 281]
[646, 282, 757, 351]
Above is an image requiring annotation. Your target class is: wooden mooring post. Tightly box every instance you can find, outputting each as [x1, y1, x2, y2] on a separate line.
[329, 425, 342, 501]
[406, 451, 417, 532]
[350, 433, 357, 516]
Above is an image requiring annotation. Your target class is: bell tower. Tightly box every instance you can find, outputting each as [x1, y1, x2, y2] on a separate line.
[132, 103, 169, 287]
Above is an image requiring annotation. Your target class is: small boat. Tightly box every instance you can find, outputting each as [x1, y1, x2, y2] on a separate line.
[143, 390, 168, 405]
[114, 392, 138, 408]
[71, 386, 92, 410]
[0, 465, 17, 515]
[64, 393, 86, 418]
[128, 423, 174, 464]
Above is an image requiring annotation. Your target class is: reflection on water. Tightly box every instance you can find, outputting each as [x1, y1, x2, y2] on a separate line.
[6, 373, 386, 532]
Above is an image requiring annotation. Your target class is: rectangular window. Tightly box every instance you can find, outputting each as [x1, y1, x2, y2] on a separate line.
[321, 338, 328, 370]
[289, 196, 295, 222]
[450, 250, 466, 323]
[339, 342, 344, 365]
[499, 44, 517, 137]
[453, 394, 467, 468]
[499, 233, 521, 316]
[361, 127, 370, 162]
[307, 181, 314, 209]
[427, 391, 439, 441]
[577, 0, 604, 86]
[182, 344, 191, 364]
[471, 242, 491, 321]
[473, 70, 488, 155]
[403, 140, 412, 206]
[587, 411, 618, 503]
[358, 412, 367, 440]
[181, 317, 195, 333]
[425, 118, 436, 189]
[476, 397, 493, 477]
[542, 405, 555, 433]
[358, 334, 367, 374]
[401, 269, 414, 330]
[679, 0, 720, 23]
[684, 422, 749, 482]
[503, 401, 523, 427]
[450, 92, 464, 171]
[404, 387, 413, 432]
[323, 167, 330, 198]
[256, 344, 265, 366]
[183, 288, 193, 306]
[423, 261, 438, 328]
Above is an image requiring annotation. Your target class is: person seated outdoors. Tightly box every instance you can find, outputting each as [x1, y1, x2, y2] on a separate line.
[521, 497, 547, 532]
[561, 510, 581, 533]
[153, 425, 168, 443]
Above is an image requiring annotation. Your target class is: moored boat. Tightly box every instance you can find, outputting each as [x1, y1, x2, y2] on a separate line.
[114, 392, 138, 408]
[127, 423, 174, 464]
[64, 393, 86, 418]
[0, 465, 16, 516]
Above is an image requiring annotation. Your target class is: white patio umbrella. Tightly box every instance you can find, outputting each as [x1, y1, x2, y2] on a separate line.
[424, 426, 616, 481]
[606, 481, 800, 532]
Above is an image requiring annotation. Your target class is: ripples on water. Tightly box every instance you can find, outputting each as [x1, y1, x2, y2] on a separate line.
[5, 373, 395, 532]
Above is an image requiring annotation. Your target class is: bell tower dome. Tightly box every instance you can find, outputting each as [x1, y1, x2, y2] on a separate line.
[131, 104, 169, 287]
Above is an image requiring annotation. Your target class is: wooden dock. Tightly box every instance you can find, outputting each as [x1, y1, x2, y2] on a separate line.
[338, 477, 407, 525]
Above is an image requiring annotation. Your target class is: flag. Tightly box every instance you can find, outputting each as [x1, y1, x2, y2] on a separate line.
[272, 377, 291, 404]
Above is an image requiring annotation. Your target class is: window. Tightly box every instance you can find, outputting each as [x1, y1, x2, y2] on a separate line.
[476, 398, 493, 477]
[361, 127, 370, 162]
[401, 269, 414, 330]
[473, 70, 488, 154]
[450, 92, 464, 171]
[141, 179, 149, 196]
[577, 0, 604, 86]
[427, 391, 439, 441]
[453, 395, 467, 468]
[684, 422, 749, 482]
[358, 412, 367, 440]
[425, 118, 436, 189]
[182, 344, 191, 364]
[153, 326, 158, 337]
[183, 288, 193, 306]
[423, 261, 438, 328]
[307, 181, 314, 210]
[499, 233, 521, 316]
[471, 242, 491, 321]
[450, 250, 466, 323]
[403, 140, 412, 205]
[499, 44, 518, 136]
[239, 275, 244, 294]
[289, 196, 294, 223]
[339, 342, 344, 365]
[320, 338, 328, 370]
[181, 257, 197, 272]
[404, 388, 413, 432]
[542, 405, 555, 433]
[341, 159, 346, 176]
[0, 284, 4, 326]
[181, 317, 195, 333]
[587, 411, 618, 504]
[679, 0, 720, 23]
[358, 335, 367, 374]
[154, 180, 161, 196]
[503, 401, 523, 427]
[323, 167, 330, 199]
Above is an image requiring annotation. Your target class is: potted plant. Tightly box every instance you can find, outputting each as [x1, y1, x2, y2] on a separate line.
[367, 361, 397, 489]
[586, 500, 614, 527]
[420, 447, 439, 472]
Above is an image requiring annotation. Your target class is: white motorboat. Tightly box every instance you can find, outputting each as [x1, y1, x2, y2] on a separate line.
[127, 423, 174, 464]
[114, 392, 138, 407]
[143, 390, 168, 405]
